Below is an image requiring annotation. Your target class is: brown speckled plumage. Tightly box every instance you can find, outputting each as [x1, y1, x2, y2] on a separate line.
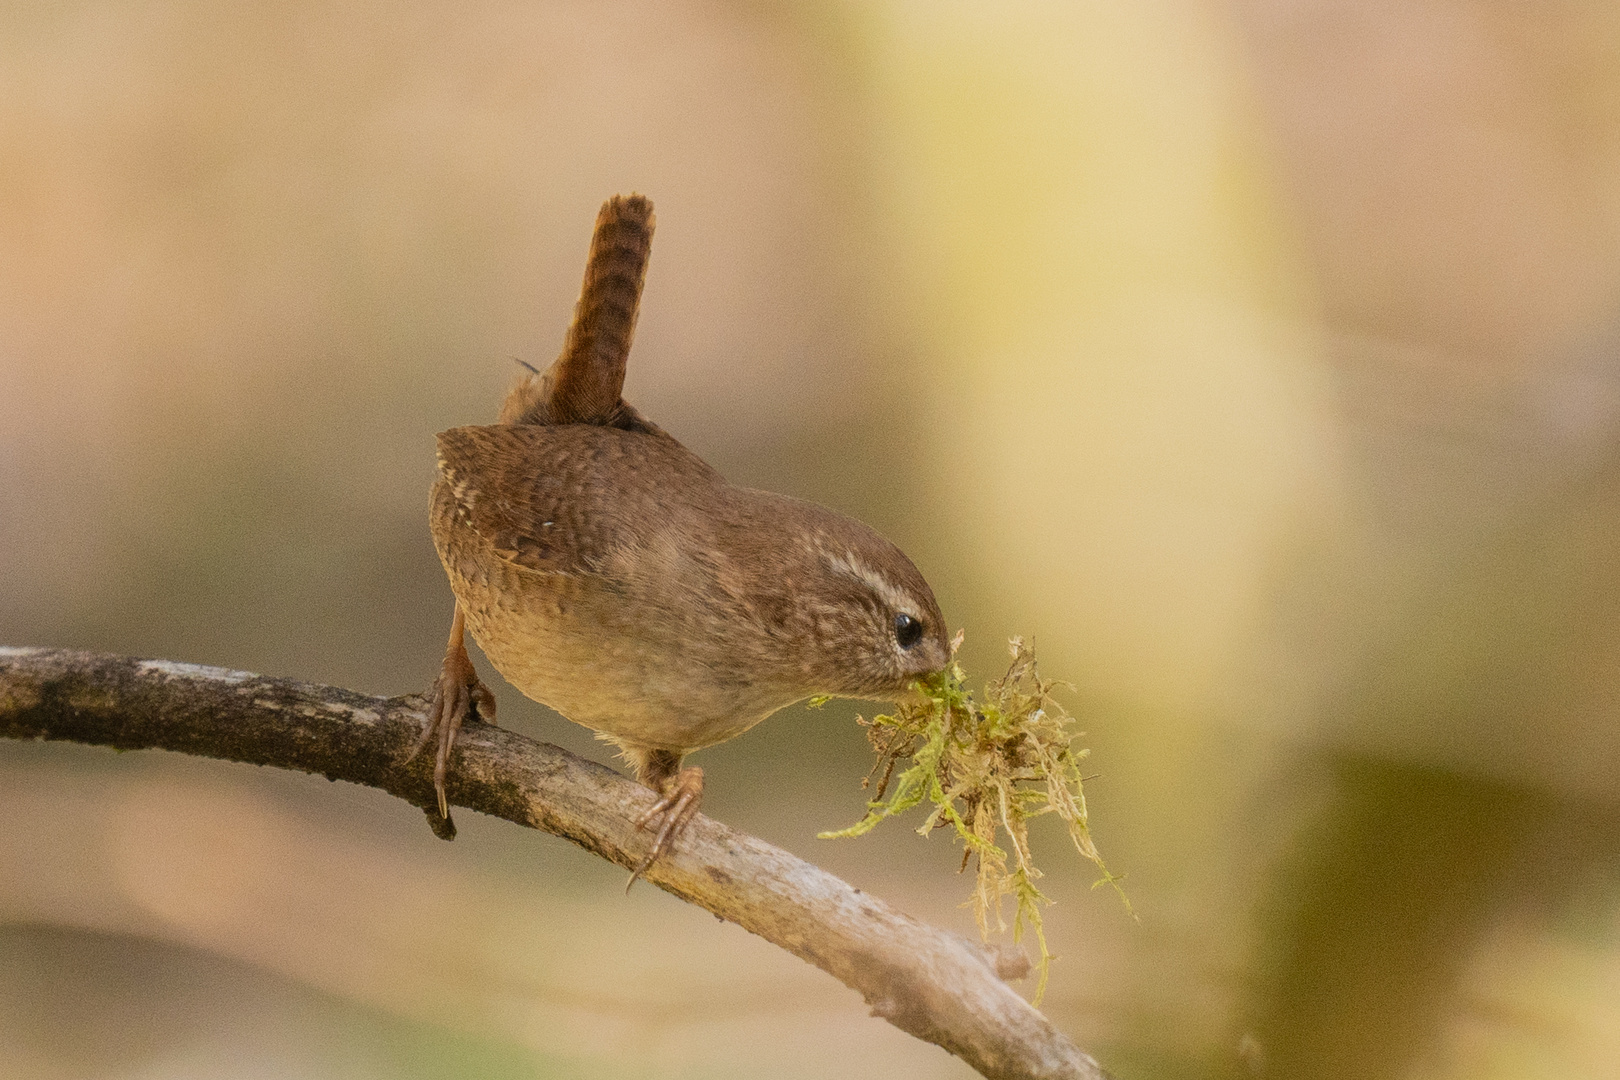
[418, 194, 948, 873]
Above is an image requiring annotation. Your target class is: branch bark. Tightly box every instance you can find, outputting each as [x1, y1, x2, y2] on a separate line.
[0, 646, 1112, 1080]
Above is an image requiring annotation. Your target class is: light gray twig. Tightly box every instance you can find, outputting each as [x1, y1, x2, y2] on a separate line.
[0, 646, 1111, 1080]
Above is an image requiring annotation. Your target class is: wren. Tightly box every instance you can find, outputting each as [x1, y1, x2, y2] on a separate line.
[414, 194, 950, 878]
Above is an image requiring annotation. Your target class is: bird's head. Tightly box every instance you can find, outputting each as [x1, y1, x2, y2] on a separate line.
[790, 518, 951, 700]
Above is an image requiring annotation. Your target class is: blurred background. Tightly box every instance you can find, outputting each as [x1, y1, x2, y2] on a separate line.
[5, 1, 1620, 1077]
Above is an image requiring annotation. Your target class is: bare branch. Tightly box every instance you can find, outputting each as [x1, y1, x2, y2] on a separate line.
[0, 646, 1112, 1080]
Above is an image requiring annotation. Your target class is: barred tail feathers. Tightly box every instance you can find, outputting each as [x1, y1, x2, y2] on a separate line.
[498, 194, 655, 426]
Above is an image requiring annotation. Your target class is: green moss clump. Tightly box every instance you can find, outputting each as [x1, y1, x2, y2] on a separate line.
[819, 634, 1126, 1003]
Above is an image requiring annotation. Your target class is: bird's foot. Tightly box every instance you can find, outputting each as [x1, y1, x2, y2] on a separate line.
[628, 765, 703, 890]
[407, 643, 496, 822]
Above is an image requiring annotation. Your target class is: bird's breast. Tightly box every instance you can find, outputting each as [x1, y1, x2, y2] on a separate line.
[433, 485, 802, 752]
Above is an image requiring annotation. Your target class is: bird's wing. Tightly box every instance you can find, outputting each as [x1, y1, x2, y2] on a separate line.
[432, 423, 715, 578]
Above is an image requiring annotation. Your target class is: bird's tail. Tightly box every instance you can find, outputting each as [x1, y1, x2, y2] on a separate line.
[499, 194, 655, 426]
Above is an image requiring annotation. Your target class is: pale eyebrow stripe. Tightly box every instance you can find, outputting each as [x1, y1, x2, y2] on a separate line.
[823, 549, 915, 616]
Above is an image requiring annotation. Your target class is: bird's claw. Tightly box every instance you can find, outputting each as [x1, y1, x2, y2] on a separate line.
[627, 765, 703, 891]
[407, 649, 496, 823]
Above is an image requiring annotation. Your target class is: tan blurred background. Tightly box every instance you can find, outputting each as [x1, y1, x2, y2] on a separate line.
[5, 1, 1620, 1077]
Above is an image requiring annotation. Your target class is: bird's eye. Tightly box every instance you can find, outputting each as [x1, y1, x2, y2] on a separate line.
[894, 613, 923, 650]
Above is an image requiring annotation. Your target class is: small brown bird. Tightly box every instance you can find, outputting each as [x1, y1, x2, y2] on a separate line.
[414, 194, 949, 877]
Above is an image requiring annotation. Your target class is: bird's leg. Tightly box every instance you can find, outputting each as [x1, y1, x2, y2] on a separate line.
[626, 746, 703, 889]
[408, 604, 497, 821]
